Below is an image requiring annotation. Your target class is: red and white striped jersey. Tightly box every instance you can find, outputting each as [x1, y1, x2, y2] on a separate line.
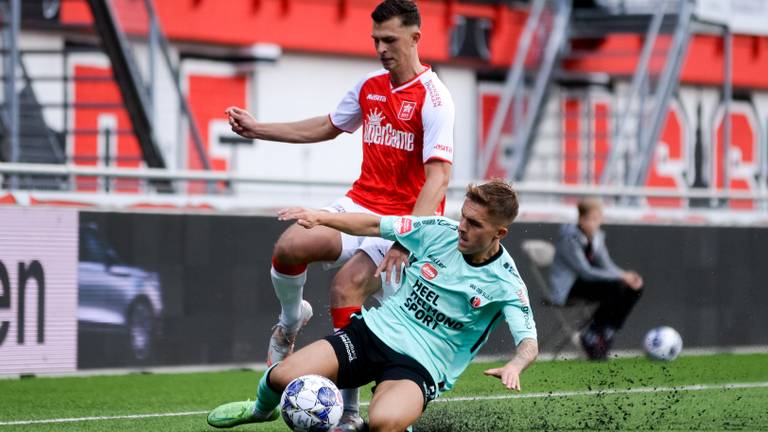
[330, 66, 455, 216]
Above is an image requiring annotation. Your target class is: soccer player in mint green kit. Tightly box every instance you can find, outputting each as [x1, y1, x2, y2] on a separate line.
[208, 180, 538, 432]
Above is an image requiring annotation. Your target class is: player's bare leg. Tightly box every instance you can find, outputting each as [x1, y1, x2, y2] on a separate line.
[366, 380, 423, 432]
[268, 223, 342, 365]
[330, 252, 382, 431]
[269, 340, 341, 387]
[331, 251, 381, 308]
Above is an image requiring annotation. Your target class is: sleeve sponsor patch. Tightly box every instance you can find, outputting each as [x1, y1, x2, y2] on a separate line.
[424, 79, 442, 107]
[515, 287, 530, 308]
[394, 217, 413, 234]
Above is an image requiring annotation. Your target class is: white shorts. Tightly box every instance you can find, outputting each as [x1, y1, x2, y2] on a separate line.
[321, 196, 402, 301]
[321, 196, 393, 269]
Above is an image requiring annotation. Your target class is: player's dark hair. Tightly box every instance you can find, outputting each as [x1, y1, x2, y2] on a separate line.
[372, 0, 421, 27]
[465, 180, 519, 226]
[577, 197, 602, 218]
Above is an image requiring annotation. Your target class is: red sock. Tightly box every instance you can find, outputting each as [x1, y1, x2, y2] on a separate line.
[331, 306, 362, 329]
[271, 257, 307, 276]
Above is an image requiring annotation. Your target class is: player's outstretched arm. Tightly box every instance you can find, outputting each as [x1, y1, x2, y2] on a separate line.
[278, 208, 381, 237]
[225, 107, 342, 143]
[483, 338, 538, 391]
[376, 160, 451, 284]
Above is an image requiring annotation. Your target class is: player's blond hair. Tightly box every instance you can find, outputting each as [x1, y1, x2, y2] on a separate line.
[465, 180, 519, 226]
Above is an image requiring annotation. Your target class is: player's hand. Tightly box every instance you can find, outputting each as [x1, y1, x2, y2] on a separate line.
[375, 242, 410, 285]
[483, 364, 523, 391]
[278, 207, 321, 229]
[621, 271, 643, 290]
[225, 106, 259, 139]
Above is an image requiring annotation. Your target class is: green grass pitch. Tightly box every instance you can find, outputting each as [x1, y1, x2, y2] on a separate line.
[1, 354, 766, 431]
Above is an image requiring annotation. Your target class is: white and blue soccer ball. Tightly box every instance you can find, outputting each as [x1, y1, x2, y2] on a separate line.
[643, 326, 683, 361]
[280, 374, 343, 432]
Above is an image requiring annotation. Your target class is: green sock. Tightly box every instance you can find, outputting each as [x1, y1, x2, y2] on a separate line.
[255, 363, 282, 414]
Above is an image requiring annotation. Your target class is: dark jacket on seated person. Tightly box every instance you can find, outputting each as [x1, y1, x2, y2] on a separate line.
[548, 223, 622, 306]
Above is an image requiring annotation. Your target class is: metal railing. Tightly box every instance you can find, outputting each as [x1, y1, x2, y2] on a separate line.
[1, 162, 766, 209]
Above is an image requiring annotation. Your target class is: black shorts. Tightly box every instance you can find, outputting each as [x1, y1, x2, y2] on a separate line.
[324, 315, 437, 410]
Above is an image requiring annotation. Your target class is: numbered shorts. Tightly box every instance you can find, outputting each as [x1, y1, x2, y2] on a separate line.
[324, 315, 437, 410]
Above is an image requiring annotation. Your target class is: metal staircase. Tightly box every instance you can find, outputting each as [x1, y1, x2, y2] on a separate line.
[85, 0, 164, 170]
[596, 0, 696, 187]
[482, 0, 696, 187]
[479, 0, 573, 182]
[0, 66, 66, 166]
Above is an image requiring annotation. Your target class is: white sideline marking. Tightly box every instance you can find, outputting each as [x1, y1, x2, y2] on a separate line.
[2, 381, 767, 426]
[0, 411, 208, 426]
[427, 381, 768, 403]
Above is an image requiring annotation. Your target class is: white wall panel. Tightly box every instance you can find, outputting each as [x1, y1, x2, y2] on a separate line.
[0, 208, 78, 376]
[248, 54, 378, 184]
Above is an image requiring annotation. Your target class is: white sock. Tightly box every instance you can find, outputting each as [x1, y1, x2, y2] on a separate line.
[271, 267, 307, 330]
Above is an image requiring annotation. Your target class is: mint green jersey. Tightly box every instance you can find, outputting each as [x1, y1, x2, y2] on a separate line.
[362, 215, 537, 395]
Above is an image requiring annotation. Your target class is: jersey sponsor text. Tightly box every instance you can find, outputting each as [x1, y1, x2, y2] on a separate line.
[402, 279, 464, 330]
[394, 217, 413, 234]
[424, 80, 442, 107]
[434, 143, 453, 154]
[366, 93, 387, 102]
[363, 109, 415, 151]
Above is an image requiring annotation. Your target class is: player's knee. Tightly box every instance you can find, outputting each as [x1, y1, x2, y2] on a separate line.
[272, 238, 306, 268]
[269, 361, 299, 390]
[330, 270, 369, 302]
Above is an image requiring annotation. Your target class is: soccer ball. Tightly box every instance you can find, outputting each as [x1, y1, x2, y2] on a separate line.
[280, 374, 343, 431]
[643, 326, 683, 361]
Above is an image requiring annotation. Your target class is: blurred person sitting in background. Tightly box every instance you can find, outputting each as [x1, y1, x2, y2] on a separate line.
[549, 197, 643, 360]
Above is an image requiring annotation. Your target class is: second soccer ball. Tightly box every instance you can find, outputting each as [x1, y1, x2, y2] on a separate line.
[643, 326, 683, 361]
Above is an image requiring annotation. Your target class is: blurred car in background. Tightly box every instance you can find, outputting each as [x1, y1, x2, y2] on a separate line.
[78, 223, 163, 363]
